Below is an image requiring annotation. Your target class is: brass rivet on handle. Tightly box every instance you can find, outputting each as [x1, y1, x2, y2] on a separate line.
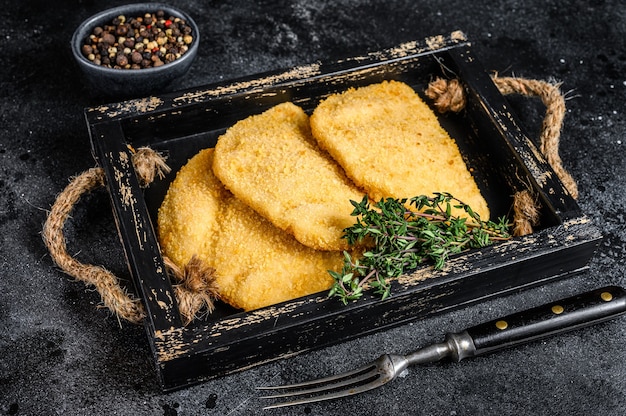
[495, 320, 508, 330]
[551, 304, 564, 314]
[601, 292, 613, 302]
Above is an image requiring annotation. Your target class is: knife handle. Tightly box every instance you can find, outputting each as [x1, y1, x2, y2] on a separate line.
[447, 286, 626, 361]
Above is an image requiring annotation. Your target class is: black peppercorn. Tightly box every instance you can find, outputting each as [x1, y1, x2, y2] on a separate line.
[82, 10, 194, 70]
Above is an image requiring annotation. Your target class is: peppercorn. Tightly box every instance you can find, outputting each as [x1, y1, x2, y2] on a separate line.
[81, 44, 93, 56]
[81, 10, 194, 70]
[164, 53, 176, 63]
[102, 33, 116, 46]
[115, 25, 128, 36]
[123, 38, 135, 49]
[116, 54, 129, 67]
[131, 51, 143, 64]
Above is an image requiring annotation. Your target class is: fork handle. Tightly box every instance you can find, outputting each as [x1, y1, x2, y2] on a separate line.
[446, 286, 626, 361]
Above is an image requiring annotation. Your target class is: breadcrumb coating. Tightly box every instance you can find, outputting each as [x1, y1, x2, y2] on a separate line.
[212, 102, 364, 251]
[310, 80, 490, 220]
[158, 148, 341, 311]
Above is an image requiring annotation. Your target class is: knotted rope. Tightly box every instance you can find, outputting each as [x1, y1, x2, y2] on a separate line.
[42, 147, 219, 325]
[425, 75, 577, 236]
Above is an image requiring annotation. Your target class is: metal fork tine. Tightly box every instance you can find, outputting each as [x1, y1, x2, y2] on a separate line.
[261, 376, 385, 410]
[258, 355, 397, 409]
[257, 360, 377, 392]
[258, 366, 379, 399]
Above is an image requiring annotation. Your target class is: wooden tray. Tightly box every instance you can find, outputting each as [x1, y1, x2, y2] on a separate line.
[85, 31, 601, 391]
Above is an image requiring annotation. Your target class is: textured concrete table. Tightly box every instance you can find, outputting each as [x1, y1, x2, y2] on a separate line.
[1, 1, 625, 415]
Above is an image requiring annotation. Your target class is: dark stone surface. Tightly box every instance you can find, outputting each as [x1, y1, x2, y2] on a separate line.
[1, 0, 625, 415]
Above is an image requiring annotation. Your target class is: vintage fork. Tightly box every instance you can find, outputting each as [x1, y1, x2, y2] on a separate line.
[259, 286, 626, 409]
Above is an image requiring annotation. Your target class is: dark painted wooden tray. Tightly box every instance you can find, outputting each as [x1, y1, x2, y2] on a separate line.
[85, 31, 601, 391]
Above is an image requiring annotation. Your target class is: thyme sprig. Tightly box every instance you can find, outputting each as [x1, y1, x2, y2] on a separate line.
[328, 193, 511, 304]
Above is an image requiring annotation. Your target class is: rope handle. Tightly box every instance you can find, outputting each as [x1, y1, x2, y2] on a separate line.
[42, 147, 218, 325]
[425, 74, 578, 236]
[43, 77, 577, 324]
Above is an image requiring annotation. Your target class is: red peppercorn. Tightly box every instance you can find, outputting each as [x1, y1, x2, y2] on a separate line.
[165, 19, 172, 27]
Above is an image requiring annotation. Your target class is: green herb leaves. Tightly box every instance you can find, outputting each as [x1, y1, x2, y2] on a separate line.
[328, 193, 511, 304]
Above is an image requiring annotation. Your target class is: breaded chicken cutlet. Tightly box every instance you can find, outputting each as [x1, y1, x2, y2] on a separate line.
[158, 82, 493, 311]
[310, 80, 490, 220]
[157, 148, 342, 311]
[212, 102, 365, 251]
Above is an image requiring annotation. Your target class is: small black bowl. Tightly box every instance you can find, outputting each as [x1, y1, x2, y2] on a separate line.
[71, 3, 199, 98]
